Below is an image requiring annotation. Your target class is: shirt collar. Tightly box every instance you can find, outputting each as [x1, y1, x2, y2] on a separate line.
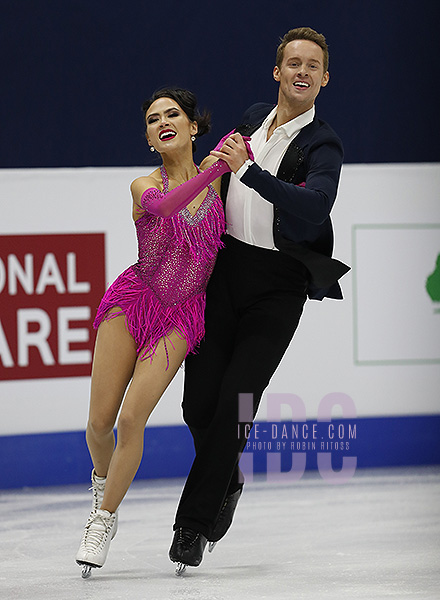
[262, 105, 315, 138]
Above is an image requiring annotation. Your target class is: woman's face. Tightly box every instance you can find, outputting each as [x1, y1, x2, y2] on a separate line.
[145, 97, 198, 154]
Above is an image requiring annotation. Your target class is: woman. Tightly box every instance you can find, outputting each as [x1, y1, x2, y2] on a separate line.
[75, 87, 237, 578]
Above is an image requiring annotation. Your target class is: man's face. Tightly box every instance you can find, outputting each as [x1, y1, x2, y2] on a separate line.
[274, 39, 329, 112]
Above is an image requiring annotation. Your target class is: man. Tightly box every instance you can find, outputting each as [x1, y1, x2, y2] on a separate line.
[169, 27, 349, 570]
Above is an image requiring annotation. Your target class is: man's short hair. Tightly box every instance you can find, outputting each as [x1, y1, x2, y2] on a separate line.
[276, 27, 329, 72]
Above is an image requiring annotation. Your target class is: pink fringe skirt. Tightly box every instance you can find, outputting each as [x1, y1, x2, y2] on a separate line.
[93, 266, 205, 364]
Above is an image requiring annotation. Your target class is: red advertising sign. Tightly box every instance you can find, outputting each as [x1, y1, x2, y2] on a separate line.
[0, 233, 105, 380]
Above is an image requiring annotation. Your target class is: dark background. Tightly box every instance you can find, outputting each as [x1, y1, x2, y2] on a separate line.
[2, 0, 439, 168]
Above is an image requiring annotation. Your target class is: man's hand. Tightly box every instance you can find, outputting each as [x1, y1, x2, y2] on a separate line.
[210, 133, 250, 173]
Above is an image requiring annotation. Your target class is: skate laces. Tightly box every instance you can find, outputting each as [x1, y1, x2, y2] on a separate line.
[90, 475, 106, 510]
[82, 511, 114, 554]
[176, 528, 200, 547]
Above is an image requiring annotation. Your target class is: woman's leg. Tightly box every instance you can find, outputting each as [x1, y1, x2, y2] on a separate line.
[86, 310, 138, 478]
[100, 330, 188, 513]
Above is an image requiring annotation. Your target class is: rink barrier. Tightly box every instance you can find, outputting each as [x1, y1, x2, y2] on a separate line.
[0, 414, 439, 489]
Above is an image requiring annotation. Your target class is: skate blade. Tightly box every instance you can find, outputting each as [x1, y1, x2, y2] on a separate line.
[208, 541, 217, 553]
[77, 561, 100, 579]
[175, 562, 187, 576]
[81, 564, 93, 579]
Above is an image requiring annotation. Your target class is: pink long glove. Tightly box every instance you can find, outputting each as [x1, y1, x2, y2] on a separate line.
[141, 160, 230, 217]
[141, 134, 254, 218]
[212, 130, 255, 160]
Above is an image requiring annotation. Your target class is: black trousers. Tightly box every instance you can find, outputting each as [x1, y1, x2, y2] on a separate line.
[174, 235, 308, 538]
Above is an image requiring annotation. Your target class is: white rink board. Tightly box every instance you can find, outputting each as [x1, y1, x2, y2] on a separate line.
[1, 163, 439, 435]
[353, 225, 440, 363]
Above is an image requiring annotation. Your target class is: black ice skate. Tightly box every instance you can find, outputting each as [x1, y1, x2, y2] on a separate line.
[169, 527, 207, 575]
[208, 487, 242, 552]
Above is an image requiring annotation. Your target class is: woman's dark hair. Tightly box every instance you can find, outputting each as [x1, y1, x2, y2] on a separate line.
[142, 87, 211, 153]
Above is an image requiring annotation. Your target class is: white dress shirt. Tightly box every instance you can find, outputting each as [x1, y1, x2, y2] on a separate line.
[226, 105, 315, 249]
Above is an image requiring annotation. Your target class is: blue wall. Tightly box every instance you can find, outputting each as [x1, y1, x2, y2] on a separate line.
[2, 0, 439, 168]
[1, 416, 439, 489]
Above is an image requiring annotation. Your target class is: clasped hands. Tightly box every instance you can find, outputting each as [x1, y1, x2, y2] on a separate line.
[210, 132, 253, 174]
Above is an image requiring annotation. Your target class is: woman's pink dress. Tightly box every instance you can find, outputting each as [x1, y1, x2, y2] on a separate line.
[93, 165, 225, 364]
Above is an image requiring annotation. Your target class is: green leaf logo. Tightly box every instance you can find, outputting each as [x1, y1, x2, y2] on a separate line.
[426, 253, 440, 312]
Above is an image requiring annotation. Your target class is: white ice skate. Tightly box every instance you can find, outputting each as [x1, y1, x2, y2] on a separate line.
[90, 469, 106, 512]
[76, 509, 117, 578]
[90, 470, 119, 537]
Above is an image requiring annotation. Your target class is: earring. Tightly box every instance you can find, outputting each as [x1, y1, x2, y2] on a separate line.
[191, 136, 196, 142]
[150, 146, 155, 152]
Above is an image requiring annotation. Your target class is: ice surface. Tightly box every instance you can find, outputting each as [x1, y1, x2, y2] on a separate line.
[0, 467, 439, 600]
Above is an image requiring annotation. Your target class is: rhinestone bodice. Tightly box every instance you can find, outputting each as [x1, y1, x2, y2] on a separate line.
[132, 166, 225, 306]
